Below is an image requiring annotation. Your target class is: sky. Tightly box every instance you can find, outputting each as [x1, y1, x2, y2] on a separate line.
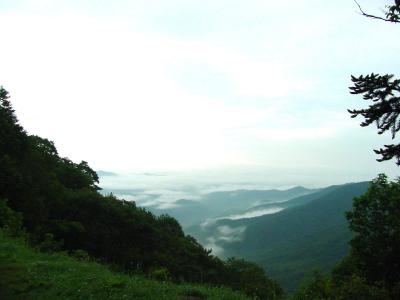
[0, 0, 399, 186]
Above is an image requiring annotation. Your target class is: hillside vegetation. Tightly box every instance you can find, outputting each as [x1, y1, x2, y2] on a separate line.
[0, 230, 249, 300]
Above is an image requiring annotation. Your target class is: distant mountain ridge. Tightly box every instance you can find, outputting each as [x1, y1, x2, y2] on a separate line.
[97, 170, 118, 177]
[146, 186, 318, 227]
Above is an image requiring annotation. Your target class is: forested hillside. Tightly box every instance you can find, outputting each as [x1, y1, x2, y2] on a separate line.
[0, 87, 282, 299]
[188, 182, 369, 291]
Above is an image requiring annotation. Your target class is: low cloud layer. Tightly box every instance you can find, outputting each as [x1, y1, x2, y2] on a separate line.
[225, 207, 284, 220]
[205, 225, 247, 255]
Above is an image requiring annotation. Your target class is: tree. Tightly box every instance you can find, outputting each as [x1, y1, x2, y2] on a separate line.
[348, 2, 400, 165]
[225, 257, 283, 300]
[0, 87, 19, 125]
[346, 174, 400, 290]
[0, 87, 30, 214]
[0, 198, 23, 236]
[0, 87, 26, 157]
[291, 270, 331, 300]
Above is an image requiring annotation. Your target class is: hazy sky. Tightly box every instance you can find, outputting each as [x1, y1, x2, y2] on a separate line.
[0, 0, 399, 183]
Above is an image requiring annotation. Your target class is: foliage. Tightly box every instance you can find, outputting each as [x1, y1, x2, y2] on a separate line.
[348, 4, 400, 165]
[225, 257, 283, 300]
[0, 230, 249, 300]
[330, 254, 392, 299]
[346, 174, 400, 289]
[291, 270, 331, 300]
[157, 214, 185, 237]
[149, 267, 170, 282]
[332, 274, 391, 300]
[349, 74, 400, 164]
[0, 198, 23, 236]
[386, 4, 400, 22]
[36, 233, 64, 253]
[70, 249, 91, 261]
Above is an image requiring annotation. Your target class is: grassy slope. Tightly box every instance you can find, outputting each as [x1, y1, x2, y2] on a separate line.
[0, 231, 249, 300]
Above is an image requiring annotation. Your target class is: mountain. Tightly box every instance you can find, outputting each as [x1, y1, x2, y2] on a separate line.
[147, 199, 212, 227]
[187, 182, 370, 291]
[97, 170, 118, 177]
[201, 186, 318, 215]
[146, 186, 318, 227]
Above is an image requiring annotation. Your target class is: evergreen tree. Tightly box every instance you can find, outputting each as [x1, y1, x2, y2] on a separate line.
[348, 2, 400, 165]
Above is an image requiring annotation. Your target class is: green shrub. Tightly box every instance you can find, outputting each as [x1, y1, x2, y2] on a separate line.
[0, 198, 23, 236]
[71, 249, 91, 261]
[333, 275, 391, 300]
[36, 233, 64, 253]
[180, 288, 207, 299]
[291, 270, 331, 300]
[149, 267, 170, 282]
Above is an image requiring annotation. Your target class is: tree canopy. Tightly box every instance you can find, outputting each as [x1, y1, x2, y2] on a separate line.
[346, 174, 400, 289]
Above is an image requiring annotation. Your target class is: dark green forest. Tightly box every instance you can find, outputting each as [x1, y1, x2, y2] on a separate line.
[0, 87, 282, 299]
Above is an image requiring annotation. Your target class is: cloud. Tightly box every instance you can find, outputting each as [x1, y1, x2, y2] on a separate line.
[217, 225, 246, 242]
[204, 225, 246, 255]
[103, 173, 204, 208]
[224, 207, 284, 220]
[204, 237, 225, 256]
[141, 173, 167, 177]
[128, 190, 201, 209]
[200, 218, 218, 230]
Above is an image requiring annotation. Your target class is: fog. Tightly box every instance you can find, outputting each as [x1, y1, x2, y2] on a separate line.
[99, 166, 389, 209]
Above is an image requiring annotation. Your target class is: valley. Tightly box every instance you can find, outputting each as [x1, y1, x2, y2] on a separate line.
[101, 172, 370, 291]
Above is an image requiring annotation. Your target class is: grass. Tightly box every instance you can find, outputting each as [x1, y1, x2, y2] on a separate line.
[0, 230, 250, 300]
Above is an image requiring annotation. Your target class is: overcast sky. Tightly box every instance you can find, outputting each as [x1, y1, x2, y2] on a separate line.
[0, 0, 399, 184]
